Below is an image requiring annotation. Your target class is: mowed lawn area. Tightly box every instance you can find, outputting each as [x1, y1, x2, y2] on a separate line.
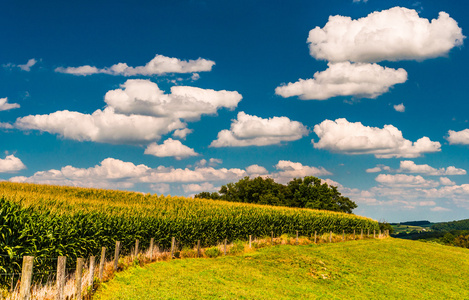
[93, 238, 469, 299]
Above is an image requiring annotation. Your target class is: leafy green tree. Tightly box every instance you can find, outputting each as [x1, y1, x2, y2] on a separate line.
[196, 176, 357, 213]
[288, 176, 357, 213]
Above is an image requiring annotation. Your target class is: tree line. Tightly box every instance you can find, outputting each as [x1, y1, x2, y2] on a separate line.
[195, 176, 357, 213]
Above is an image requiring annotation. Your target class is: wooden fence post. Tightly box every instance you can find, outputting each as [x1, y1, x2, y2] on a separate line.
[353, 229, 356, 240]
[56, 256, 66, 300]
[171, 237, 175, 259]
[19, 256, 33, 300]
[197, 240, 200, 258]
[271, 231, 274, 245]
[296, 231, 299, 245]
[149, 238, 154, 260]
[329, 231, 332, 243]
[98, 247, 106, 282]
[314, 231, 317, 244]
[134, 239, 139, 257]
[89, 256, 96, 291]
[342, 230, 345, 241]
[224, 238, 227, 256]
[368, 228, 370, 238]
[379, 230, 382, 238]
[249, 235, 252, 248]
[76, 257, 84, 300]
[373, 230, 376, 239]
[10, 274, 15, 293]
[114, 241, 121, 271]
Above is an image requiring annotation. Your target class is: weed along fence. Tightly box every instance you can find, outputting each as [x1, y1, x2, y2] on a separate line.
[1, 230, 390, 300]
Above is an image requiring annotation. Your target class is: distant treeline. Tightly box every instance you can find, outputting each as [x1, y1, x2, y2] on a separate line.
[392, 218, 469, 250]
[194, 176, 357, 213]
[432, 219, 469, 231]
[390, 220, 432, 226]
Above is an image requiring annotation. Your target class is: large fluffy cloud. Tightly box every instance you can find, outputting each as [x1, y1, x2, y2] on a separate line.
[144, 138, 198, 160]
[55, 54, 215, 76]
[0, 98, 20, 111]
[0, 155, 26, 173]
[14, 79, 242, 145]
[308, 7, 465, 63]
[210, 112, 309, 147]
[104, 79, 242, 121]
[313, 118, 441, 158]
[447, 129, 469, 145]
[275, 62, 407, 100]
[15, 107, 185, 144]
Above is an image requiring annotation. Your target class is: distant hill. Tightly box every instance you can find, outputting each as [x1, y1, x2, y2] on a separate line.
[432, 219, 469, 231]
[390, 220, 432, 226]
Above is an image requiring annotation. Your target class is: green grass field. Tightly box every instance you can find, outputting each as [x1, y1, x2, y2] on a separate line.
[93, 238, 469, 299]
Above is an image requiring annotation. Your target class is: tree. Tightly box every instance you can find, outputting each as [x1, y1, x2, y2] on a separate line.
[287, 176, 357, 213]
[195, 176, 357, 213]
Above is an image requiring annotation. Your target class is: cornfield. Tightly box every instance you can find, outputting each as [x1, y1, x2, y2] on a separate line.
[0, 182, 378, 286]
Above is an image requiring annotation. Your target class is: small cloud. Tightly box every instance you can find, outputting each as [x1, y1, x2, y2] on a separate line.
[150, 183, 170, 194]
[18, 58, 38, 72]
[55, 54, 215, 76]
[3, 58, 37, 72]
[173, 128, 193, 140]
[246, 164, 269, 175]
[366, 167, 382, 173]
[210, 112, 309, 147]
[446, 129, 469, 145]
[0, 154, 26, 173]
[393, 103, 405, 112]
[431, 206, 451, 212]
[0, 98, 20, 111]
[439, 177, 456, 186]
[144, 138, 198, 160]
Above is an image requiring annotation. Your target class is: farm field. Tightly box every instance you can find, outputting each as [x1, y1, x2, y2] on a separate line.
[94, 238, 469, 299]
[0, 182, 378, 286]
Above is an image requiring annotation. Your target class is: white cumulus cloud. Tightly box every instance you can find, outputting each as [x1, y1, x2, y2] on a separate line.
[15, 107, 185, 144]
[313, 118, 441, 158]
[275, 62, 407, 100]
[447, 129, 469, 145]
[8, 158, 248, 190]
[55, 54, 215, 76]
[439, 177, 456, 186]
[272, 160, 331, 184]
[182, 182, 217, 193]
[0, 98, 20, 111]
[394, 103, 405, 112]
[144, 138, 198, 160]
[104, 79, 242, 121]
[0, 155, 26, 173]
[246, 164, 269, 176]
[210, 112, 309, 147]
[398, 160, 466, 175]
[307, 7, 465, 63]
[375, 174, 439, 188]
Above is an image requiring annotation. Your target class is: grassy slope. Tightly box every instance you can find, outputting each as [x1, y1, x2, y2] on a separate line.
[94, 238, 469, 299]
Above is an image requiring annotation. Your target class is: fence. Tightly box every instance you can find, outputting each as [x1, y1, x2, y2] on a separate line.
[1, 230, 389, 299]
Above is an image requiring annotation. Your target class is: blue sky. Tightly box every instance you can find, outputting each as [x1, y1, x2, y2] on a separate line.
[1, 0, 468, 222]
